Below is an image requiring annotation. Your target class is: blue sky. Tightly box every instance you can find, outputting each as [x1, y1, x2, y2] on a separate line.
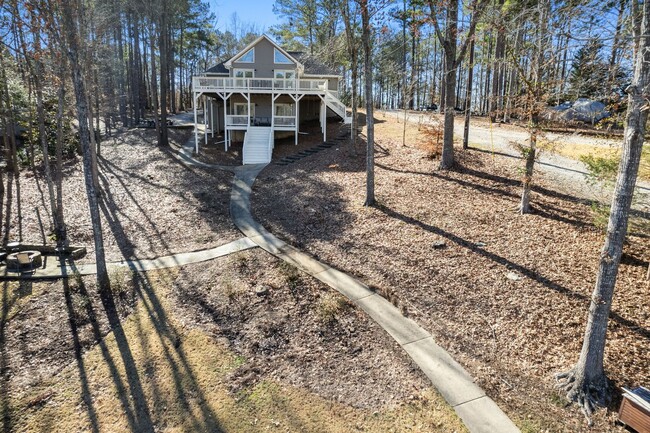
[208, 0, 280, 33]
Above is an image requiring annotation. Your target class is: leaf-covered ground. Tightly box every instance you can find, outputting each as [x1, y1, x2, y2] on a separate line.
[0, 124, 467, 432]
[5, 128, 240, 263]
[252, 116, 649, 433]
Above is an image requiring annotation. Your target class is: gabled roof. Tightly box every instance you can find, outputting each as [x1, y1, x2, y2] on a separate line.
[205, 62, 228, 75]
[223, 34, 302, 69]
[288, 51, 339, 76]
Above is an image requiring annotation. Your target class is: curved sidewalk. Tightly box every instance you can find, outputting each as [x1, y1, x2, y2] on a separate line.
[1, 237, 257, 280]
[230, 164, 521, 433]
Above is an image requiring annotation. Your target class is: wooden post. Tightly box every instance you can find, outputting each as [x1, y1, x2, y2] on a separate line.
[193, 92, 199, 154]
[322, 100, 327, 142]
[271, 93, 275, 129]
[295, 97, 299, 145]
[247, 93, 251, 127]
[223, 95, 228, 151]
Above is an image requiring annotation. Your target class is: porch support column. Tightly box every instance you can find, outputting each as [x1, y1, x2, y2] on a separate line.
[222, 94, 228, 151]
[323, 100, 327, 142]
[318, 97, 327, 142]
[210, 99, 215, 137]
[295, 98, 299, 145]
[204, 96, 208, 146]
[292, 93, 303, 146]
[247, 92, 251, 127]
[271, 93, 275, 129]
[193, 93, 198, 154]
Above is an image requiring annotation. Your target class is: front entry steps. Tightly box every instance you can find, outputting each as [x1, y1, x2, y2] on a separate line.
[243, 126, 274, 165]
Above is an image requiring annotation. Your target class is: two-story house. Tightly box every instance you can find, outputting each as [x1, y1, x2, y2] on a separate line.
[192, 34, 351, 164]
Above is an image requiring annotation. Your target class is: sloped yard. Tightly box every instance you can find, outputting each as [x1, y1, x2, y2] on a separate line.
[1, 125, 467, 432]
[6, 128, 240, 263]
[252, 117, 649, 433]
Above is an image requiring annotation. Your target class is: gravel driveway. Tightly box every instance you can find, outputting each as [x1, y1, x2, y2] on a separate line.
[385, 110, 649, 213]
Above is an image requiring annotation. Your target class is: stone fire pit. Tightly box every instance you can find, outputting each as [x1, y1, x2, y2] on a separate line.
[5, 251, 43, 271]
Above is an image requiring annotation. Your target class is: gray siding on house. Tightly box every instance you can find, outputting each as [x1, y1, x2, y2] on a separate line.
[232, 38, 297, 79]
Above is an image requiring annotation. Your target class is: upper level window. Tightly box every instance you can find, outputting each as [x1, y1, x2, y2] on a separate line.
[239, 48, 254, 63]
[274, 48, 293, 64]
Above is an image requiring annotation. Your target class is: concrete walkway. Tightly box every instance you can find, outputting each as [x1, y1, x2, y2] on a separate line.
[1, 237, 257, 280]
[10, 127, 521, 432]
[229, 163, 521, 433]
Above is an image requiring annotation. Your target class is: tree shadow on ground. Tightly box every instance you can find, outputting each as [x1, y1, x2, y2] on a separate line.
[92, 180, 225, 432]
[253, 133, 649, 342]
[375, 159, 650, 229]
[374, 202, 650, 342]
[0, 281, 16, 433]
[251, 127, 363, 252]
[469, 145, 650, 194]
[92, 128, 238, 263]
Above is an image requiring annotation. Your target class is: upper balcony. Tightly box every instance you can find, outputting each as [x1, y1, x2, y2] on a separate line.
[193, 76, 336, 95]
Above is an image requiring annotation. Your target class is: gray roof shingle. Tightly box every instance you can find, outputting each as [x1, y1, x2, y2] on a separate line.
[204, 48, 338, 76]
[205, 62, 228, 74]
[288, 51, 339, 75]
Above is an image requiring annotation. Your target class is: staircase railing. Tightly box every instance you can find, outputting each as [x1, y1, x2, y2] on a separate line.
[324, 90, 352, 123]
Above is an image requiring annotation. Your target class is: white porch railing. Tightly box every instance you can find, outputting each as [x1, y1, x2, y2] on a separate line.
[227, 115, 249, 126]
[273, 116, 296, 127]
[193, 76, 330, 93]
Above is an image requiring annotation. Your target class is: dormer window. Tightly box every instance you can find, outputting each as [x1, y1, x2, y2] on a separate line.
[239, 48, 254, 63]
[274, 48, 293, 64]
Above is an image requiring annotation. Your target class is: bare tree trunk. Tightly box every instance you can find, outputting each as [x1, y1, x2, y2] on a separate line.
[609, 0, 627, 84]
[116, 4, 128, 127]
[441, 48, 456, 169]
[463, 37, 475, 150]
[158, 4, 169, 147]
[0, 53, 21, 245]
[55, 65, 68, 246]
[149, 17, 160, 139]
[490, 1, 506, 122]
[428, 0, 489, 170]
[32, 21, 61, 241]
[437, 0, 460, 169]
[517, 0, 548, 214]
[557, 0, 650, 423]
[60, 0, 110, 292]
[360, 0, 374, 206]
[519, 130, 536, 213]
[179, 24, 185, 111]
[339, 0, 359, 150]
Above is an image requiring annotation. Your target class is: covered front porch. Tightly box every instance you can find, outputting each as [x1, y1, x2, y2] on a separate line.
[192, 92, 335, 156]
[189, 118, 345, 166]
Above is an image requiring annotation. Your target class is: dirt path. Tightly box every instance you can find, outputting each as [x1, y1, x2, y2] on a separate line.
[384, 110, 650, 212]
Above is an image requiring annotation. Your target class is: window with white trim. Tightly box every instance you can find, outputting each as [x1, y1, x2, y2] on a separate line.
[233, 103, 254, 117]
[275, 103, 294, 117]
[274, 70, 295, 79]
[239, 48, 254, 63]
[274, 48, 293, 64]
[233, 69, 254, 78]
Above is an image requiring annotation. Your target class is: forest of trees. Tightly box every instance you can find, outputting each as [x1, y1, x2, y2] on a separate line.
[0, 0, 647, 425]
